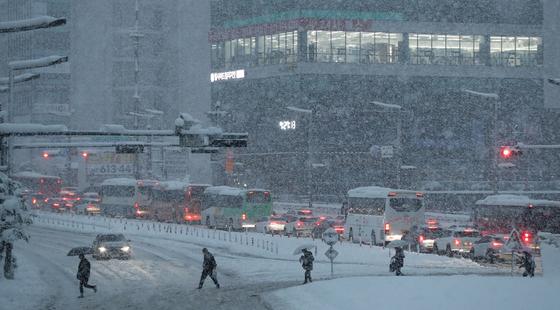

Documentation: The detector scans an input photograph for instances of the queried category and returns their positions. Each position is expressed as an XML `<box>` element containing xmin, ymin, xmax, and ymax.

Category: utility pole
<box><xmin>130</xmin><ymin>0</ymin><xmax>144</xmax><ymax>179</ymax></box>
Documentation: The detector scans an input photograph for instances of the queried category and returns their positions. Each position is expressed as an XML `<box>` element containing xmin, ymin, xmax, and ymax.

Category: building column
<box><xmin>297</xmin><ymin>29</ymin><xmax>307</xmax><ymax>62</ymax></box>
<box><xmin>399</xmin><ymin>33</ymin><xmax>409</xmax><ymax>64</ymax></box>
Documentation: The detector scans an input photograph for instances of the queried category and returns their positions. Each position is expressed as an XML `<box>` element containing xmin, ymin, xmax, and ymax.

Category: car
<box><xmin>311</xmin><ymin>219</ymin><xmax>334</xmax><ymax>239</ymax></box>
<box><xmin>470</xmin><ymin>235</ymin><xmax>506</xmax><ymax>263</ymax></box>
<box><xmin>48</xmin><ymin>197</ymin><xmax>73</xmax><ymax>212</ymax></box>
<box><xmin>433</xmin><ymin>227</ymin><xmax>481</xmax><ymax>257</ymax></box>
<box><xmin>61</xmin><ymin>189</ymin><xmax>81</xmax><ymax>207</ymax></box>
<box><xmin>26</xmin><ymin>193</ymin><xmax>48</xmax><ymax>209</ymax></box>
<box><xmin>284</xmin><ymin>216</ymin><xmax>319</xmax><ymax>237</ymax></box>
<box><xmin>81</xmin><ymin>192</ymin><xmax>101</xmax><ymax>204</ymax></box>
<box><xmin>74</xmin><ymin>202</ymin><xmax>101</xmax><ymax>215</ymax></box>
<box><xmin>417</xmin><ymin>227</ymin><xmax>452</xmax><ymax>253</ymax></box>
<box><xmin>256</xmin><ymin>215</ymin><xmax>289</xmax><ymax>234</ymax></box>
<box><xmin>92</xmin><ymin>233</ymin><xmax>132</xmax><ymax>260</ymax></box>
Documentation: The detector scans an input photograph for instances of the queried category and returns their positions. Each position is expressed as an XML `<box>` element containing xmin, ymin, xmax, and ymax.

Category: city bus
<box><xmin>12</xmin><ymin>171</ymin><xmax>62</xmax><ymax>197</ymax></box>
<box><xmin>201</xmin><ymin>186</ymin><xmax>273</xmax><ymax>230</ymax></box>
<box><xmin>344</xmin><ymin>186</ymin><xmax>425</xmax><ymax>245</ymax></box>
<box><xmin>146</xmin><ymin>182</ymin><xmax>211</xmax><ymax>223</ymax></box>
<box><xmin>473</xmin><ymin>194</ymin><xmax>560</xmax><ymax>251</ymax></box>
<box><xmin>99</xmin><ymin>178</ymin><xmax>158</xmax><ymax>217</ymax></box>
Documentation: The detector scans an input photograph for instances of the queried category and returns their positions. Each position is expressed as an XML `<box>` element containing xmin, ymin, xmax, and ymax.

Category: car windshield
<box><xmin>300</xmin><ymin>217</ymin><xmax>318</xmax><ymax>223</ymax></box>
<box><xmin>98</xmin><ymin>234</ymin><xmax>126</xmax><ymax>242</ymax></box>
<box><xmin>422</xmin><ymin>228</ymin><xmax>451</xmax><ymax>239</ymax></box>
<box><xmin>270</xmin><ymin>216</ymin><xmax>286</xmax><ymax>221</ymax></box>
<box><xmin>454</xmin><ymin>230</ymin><xmax>480</xmax><ymax>238</ymax></box>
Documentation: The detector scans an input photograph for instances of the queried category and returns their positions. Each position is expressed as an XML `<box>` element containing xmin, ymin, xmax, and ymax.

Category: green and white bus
<box><xmin>201</xmin><ymin>186</ymin><xmax>273</xmax><ymax>229</ymax></box>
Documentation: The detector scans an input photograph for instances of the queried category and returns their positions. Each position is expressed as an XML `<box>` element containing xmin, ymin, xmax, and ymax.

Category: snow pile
<box><xmin>267</xmin><ymin>243</ymin><xmax>560</xmax><ymax>310</ymax></box>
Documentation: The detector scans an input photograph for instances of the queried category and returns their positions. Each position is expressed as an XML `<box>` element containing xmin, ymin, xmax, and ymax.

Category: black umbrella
<box><xmin>67</xmin><ymin>246</ymin><xmax>94</xmax><ymax>256</ymax></box>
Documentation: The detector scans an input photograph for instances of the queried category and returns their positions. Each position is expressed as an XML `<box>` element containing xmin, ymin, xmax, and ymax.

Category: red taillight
<box><xmin>32</xmin><ymin>198</ymin><xmax>37</xmax><ymax>204</ymax></box>
<box><xmin>296</xmin><ymin>221</ymin><xmax>303</xmax><ymax>227</ymax></box>
<box><xmin>418</xmin><ymin>235</ymin><xmax>424</xmax><ymax>243</ymax></box>
<box><xmin>136</xmin><ymin>209</ymin><xmax>141</xmax><ymax>215</ymax></box>
<box><xmin>388</xmin><ymin>192</ymin><xmax>397</xmax><ymax>197</ymax></box>
<box><xmin>454</xmin><ymin>239</ymin><xmax>460</xmax><ymax>246</ymax></box>
<box><xmin>242</xmin><ymin>213</ymin><xmax>247</xmax><ymax>221</ymax></box>
<box><xmin>522</xmin><ymin>231</ymin><xmax>531</xmax><ymax>243</ymax></box>
<box><xmin>492</xmin><ymin>241</ymin><xmax>503</xmax><ymax>247</ymax></box>
<box><xmin>134</xmin><ymin>202</ymin><xmax>139</xmax><ymax>209</ymax></box>
<box><xmin>384</xmin><ymin>223</ymin><xmax>390</xmax><ymax>232</ymax></box>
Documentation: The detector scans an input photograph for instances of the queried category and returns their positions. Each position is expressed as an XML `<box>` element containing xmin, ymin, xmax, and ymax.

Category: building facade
<box><xmin>209</xmin><ymin>0</ymin><xmax>560</xmax><ymax>199</ymax></box>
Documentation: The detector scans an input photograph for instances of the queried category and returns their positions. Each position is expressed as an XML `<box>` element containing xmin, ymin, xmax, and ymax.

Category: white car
<box><xmin>470</xmin><ymin>235</ymin><xmax>506</xmax><ymax>263</ymax></box>
<box><xmin>255</xmin><ymin>215</ymin><xmax>290</xmax><ymax>234</ymax></box>
<box><xmin>82</xmin><ymin>192</ymin><xmax>101</xmax><ymax>204</ymax></box>
<box><xmin>284</xmin><ymin>216</ymin><xmax>319</xmax><ymax>237</ymax></box>
<box><xmin>433</xmin><ymin>228</ymin><xmax>481</xmax><ymax>257</ymax></box>
<box><xmin>418</xmin><ymin>227</ymin><xmax>452</xmax><ymax>253</ymax></box>
<box><xmin>74</xmin><ymin>202</ymin><xmax>101</xmax><ymax>215</ymax></box>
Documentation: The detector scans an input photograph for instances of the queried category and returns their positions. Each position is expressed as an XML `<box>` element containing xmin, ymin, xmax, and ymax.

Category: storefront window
<box><xmin>446</xmin><ymin>35</ymin><xmax>460</xmax><ymax>65</ymax></box>
<box><xmin>257</xmin><ymin>35</ymin><xmax>265</xmax><ymax>65</ymax></box>
<box><xmin>490</xmin><ymin>36</ymin><xmax>542</xmax><ymax>67</ymax></box>
<box><xmin>316</xmin><ymin>31</ymin><xmax>331</xmax><ymax>62</ymax></box>
<box><xmin>410</xmin><ymin>33</ymin><xmax>481</xmax><ymax>65</ymax></box>
<box><xmin>332</xmin><ymin>31</ymin><xmax>346</xmax><ymax>63</ymax></box>
<box><xmin>346</xmin><ymin>32</ymin><xmax>360</xmax><ymax>64</ymax></box>
<box><xmin>432</xmin><ymin>35</ymin><xmax>446</xmax><ymax>64</ymax></box>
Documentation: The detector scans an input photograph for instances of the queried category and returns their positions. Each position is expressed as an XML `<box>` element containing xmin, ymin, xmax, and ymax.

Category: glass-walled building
<box><xmin>208</xmin><ymin>0</ymin><xmax>560</xmax><ymax>200</ymax></box>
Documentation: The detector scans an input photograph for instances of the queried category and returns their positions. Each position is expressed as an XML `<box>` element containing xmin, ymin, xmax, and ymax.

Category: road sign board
<box><xmin>322</xmin><ymin>228</ymin><xmax>339</xmax><ymax>246</ymax></box>
<box><xmin>324</xmin><ymin>247</ymin><xmax>339</xmax><ymax>260</ymax></box>
<box><xmin>381</xmin><ymin>146</ymin><xmax>394</xmax><ymax>158</ymax></box>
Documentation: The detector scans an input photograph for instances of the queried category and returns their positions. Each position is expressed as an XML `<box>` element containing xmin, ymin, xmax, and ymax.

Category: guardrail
<box><xmin>33</xmin><ymin>211</ymin><xmax>280</xmax><ymax>256</ymax></box>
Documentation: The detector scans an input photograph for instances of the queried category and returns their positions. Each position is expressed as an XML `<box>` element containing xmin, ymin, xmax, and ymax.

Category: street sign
<box><xmin>322</xmin><ymin>228</ymin><xmax>339</xmax><ymax>246</ymax></box>
<box><xmin>324</xmin><ymin>247</ymin><xmax>339</xmax><ymax>260</ymax></box>
<box><xmin>381</xmin><ymin>146</ymin><xmax>394</xmax><ymax>158</ymax></box>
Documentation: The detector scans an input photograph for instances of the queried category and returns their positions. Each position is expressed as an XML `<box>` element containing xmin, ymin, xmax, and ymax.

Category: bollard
<box><xmin>252</xmin><ymin>237</ymin><xmax>254</xmax><ymax>246</ymax></box>
<box><xmin>266</xmin><ymin>241</ymin><xmax>269</xmax><ymax>251</ymax></box>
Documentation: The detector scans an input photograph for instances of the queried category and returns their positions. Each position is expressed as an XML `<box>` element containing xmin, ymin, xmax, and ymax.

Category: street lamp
<box><xmin>286</xmin><ymin>106</ymin><xmax>313</xmax><ymax>207</ymax></box>
<box><xmin>372</xmin><ymin>101</ymin><xmax>402</xmax><ymax>188</ymax></box>
<box><xmin>461</xmin><ymin>88</ymin><xmax>500</xmax><ymax>193</ymax></box>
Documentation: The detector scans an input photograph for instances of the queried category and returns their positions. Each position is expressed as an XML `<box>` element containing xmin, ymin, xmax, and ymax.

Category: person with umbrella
<box><xmin>299</xmin><ymin>248</ymin><xmax>314</xmax><ymax>284</ymax></box>
<box><xmin>390</xmin><ymin>246</ymin><xmax>405</xmax><ymax>276</ymax></box>
<box><xmin>519</xmin><ymin>250</ymin><xmax>535</xmax><ymax>277</ymax></box>
<box><xmin>77</xmin><ymin>253</ymin><xmax>97</xmax><ymax>298</ymax></box>
<box><xmin>198</xmin><ymin>248</ymin><xmax>220</xmax><ymax>289</ymax></box>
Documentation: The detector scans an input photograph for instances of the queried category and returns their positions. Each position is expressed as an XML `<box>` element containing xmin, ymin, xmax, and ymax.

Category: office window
<box><xmin>360</xmin><ymin>32</ymin><xmax>375</xmax><ymax>64</ymax></box>
<box><xmin>331</xmin><ymin>31</ymin><xmax>346</xmax><ymax>63</ymax></box>
<box><xmin>257</xmin><ymin>35</ymin><xmax>265</xmax><ymax>65</ymax></box>
<box><xmin>346</xmin><ymin>32</ymin><xmax>360</xmax><ymax>64</ymax></box>
<box><xmin>446</xmin><ymin>35</ymin><xmax>460</xmax><ymax>65</ymax></box>
<box><xmin>316</xmin><ymin>31</ymin><xmax>331</xmax><ymax>62</ymax></box>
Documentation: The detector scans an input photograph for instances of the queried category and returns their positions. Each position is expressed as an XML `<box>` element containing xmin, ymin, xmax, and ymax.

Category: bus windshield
<box><xmin>246</xmin><ymin>191</ymin><xmax>271</xmax><ymax>203</ymax></box>
<box><xmin>348</xmin><ymin>197</ymin><xmax>385</xmax><ymax>215</ymax></box>
<box><xmin>389</xmin><ymin>198</ymin><xmax>423</xmax><ymax>212</ymax></box>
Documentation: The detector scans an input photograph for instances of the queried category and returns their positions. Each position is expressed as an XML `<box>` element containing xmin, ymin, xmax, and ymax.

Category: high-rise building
<box><xmin>208</xmin><ymin>0</ymin><xmax>560</xmax><ymax>200</ymax></box>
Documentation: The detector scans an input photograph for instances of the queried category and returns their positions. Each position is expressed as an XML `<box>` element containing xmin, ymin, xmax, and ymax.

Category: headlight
<box><xmin>121</xmin><ymin>246</ymin><xmax>130</xmax><ymax>252</ymax></box>
<box><xmin>98</xmin><ymin>247</ymin><xmax>107</xmax><ymax>253</ymax></box>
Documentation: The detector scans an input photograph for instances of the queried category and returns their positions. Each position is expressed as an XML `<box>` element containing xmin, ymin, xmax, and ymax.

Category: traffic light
<box><xmin>500</xmin><ymin>146</ymin><xmax>521</xmax><ymax>159</ymax></box>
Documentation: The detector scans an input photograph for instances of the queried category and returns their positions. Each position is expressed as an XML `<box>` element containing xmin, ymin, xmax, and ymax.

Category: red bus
<box><xmin>183</xmin><ymin>184</ymin><xmax>211</xmax><ymax>223</ymax></box>
<box><xmin>144</xmin><ymin>182</ymin><xmax>210</xmax><ymax>223</ymax></box>
<box><xmin>12</xmin><ymin>171</ymin><xmax>62</xmax><ymax>197</ymax></box>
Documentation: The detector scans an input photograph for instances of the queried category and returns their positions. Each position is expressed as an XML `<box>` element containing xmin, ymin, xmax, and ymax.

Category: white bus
<box><xmin>344</xmin><ymin>186</ymin><xmax>425</xmax><ymax>245</ymax></box>
<box><xmin>99</xmin><ymin>178</ymin><xmax>158</xmax><ymax>218</ymax></box>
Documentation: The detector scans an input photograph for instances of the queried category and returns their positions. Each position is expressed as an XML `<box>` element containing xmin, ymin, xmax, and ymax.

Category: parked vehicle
<box><xmin>92</xmin><ymin>233</ymin><xmax>132</xmax><ymax>260</ymax></box>
<box><xmin>284</xmin><ymin>216</ymin><xmax>319</xmax><ymax>237</ymax></box>
<box><xmin>433</xmin><ymin>227</ymin><xmax>481</xmax><ymax>257</ymax></box>
<box><xmin>470</xmin><ymin>235</ymin><xmax>506</xmax><ymax>263</ymax></box>
<box><xmin>74</xmin><ymin>203</ymin><xmax>101</xmax><ymax>216</ymax></box>
<box><xmin>417</xmin><ymin>227</ymin><xmax>452</xmax><ymax>253</ymax></box>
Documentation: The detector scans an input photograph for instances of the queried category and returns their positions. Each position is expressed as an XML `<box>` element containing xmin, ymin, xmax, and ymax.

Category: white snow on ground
<box><xmin>266</xmin><ymin>243</ymin><xmax>560</xmax><ymax>310</ymax></box>
<box><xmin>0</xmin><ymin>212</ymin><xmax>524</xmax><ymax>309</ymax></box>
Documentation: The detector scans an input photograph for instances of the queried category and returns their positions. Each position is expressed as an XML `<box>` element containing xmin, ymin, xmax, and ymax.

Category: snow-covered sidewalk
<box><xmin>265</xmin><ymin>243</ymin><xmax>560</xmax><ymax>310</ymax></box>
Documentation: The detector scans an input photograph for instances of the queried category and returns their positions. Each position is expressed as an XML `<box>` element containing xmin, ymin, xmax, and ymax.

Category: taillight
<box><xmin>32</xmin><ymin>198</ymin><xmax>37</xmax><ymax>204</ymax></box>
<box><xmin>522</xmin><ymin>231</ymin><xmax>532</xmax><ymax>243</ymax></box>
<box><xmin>454</xmin><ymin>239</ymin><xmax>460</xmax><ymax>246</ymax></box>
<box><xmin>384</xmin><ymin>223</ymin><xmax>390</xmax><ymax>233</ymax></box>
<box><xmin>134</xmin><ymin>202</ymin><xmax>139</xmax><ymax>209</ymax></box>
<box><xmin>296</xmin><ymin>221</ymin><xmax>303</xmax><ymax>227</ymax></box>
<box><xmin>492</xmin><ymin>241</ymin><xmax>503</xmax><ymax>248</ymax></box>
<box><xmin>418</xmin><ymin>235</ymin><xmax>424</xmax><ymax>243</ymax></box>
<box><xmin>242</xmin><ymin>213</ymin><xmax>247</xmax><ymax>221</ymax></box>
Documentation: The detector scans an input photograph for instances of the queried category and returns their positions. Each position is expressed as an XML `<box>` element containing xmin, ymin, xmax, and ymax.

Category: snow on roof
<box><xmin>0</xmin><ymin>123</ymin><xmax>68</xmax><ymax>133</ymax></box>
<box><xmin>9</xmin><ymin>55</ymin><xmax>67</xmax><ymax>70</ymax></box>
<box><xmin>0</xmin><ymin>16</ymin><xmax>66</xmax><ymax>33</ymax></box>
<box><xmin>100</xmin><ymin>178</ymin><xmax>137</xmax><ymax>186</ymax></box>
<box><xmin>159</xmin><ymin>181</ymin><xmax>188</xmax><ymax>191</ymax></box>
<box><xmin>204</xmin><ymin>186</ymin><xmax>245</xmax><ymax>196</ymax></box>
<box><xmin>348</xmin><ymin>186</ymin><xmax>419</xmax><ymax>198</ymax></box>
<box><xmin>12</xmin><ymin>171</ymin><xmax>59</xmax><ymax>179</ymax></box>
<box><xmin>475</xmin><ymin>194</ymin><xmax>560</xmax><ymax>207</ymax></box>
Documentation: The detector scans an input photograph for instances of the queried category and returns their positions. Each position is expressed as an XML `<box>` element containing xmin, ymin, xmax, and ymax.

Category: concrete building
<box><xmin>208</xmin><ymin>0</ymin><xmax>560</xmax><ymax>201</ymax></box>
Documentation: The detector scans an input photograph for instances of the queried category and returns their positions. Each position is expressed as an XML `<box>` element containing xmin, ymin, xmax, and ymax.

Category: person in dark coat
<box><xmin>77</xmin><ymin>253</ymin><xmax>97</xmax><ymax>298</ymax></box>
<box><xmin>390</xmin><ymin>247</ymin><xmax>405</xmax><ymax>276</ymax></box>
<box><xmin>198</xmin><ymin>248</ymin><xmax>220</xmax><ymax>289</ymax></box>
<box><xmin>519</xmin><ymin>251</ymin><xmax>535</xmax><ymax>277</ymax></box>
<box><xmin>299</xmin><ymin>248</ymin><xmax>314</xmax><ymax>284</ymax></box>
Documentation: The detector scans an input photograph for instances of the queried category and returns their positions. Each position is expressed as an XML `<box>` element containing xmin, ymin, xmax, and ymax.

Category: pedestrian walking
<box><xmin>77</xmin><ymin>253</ymin><xmax>97</xmax><ymax>298</ymax></box>
<box><xmin>299</xmin><ymin>248</ymin><xmax>314</xmax><ymax>284</ymax></box>
<box><xmin>198</xmin><ymin>248</ymin><xmax>220</xmax><ymax>289</ymax></box>
<box><xmin>519</xmin><ymin>251</ymin><xmax>535</xmax><ymax>277</ymax></box>
<box><xmin>389</xmin><ymin>246</ymin><xmax>405</xmax><ymax>276</ymax></box>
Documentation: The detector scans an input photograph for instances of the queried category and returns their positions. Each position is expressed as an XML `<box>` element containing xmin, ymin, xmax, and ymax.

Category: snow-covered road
<box><xmin>1</xmin><ymin>215</ymin><xmax>509</xmax><ymax>310</ymax></box>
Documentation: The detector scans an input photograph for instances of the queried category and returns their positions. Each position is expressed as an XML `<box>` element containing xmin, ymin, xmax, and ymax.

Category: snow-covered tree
<box><xmin>0</xmin><ymin>172</ymin><xmax>32</xmax><ymax>280</ymax></box>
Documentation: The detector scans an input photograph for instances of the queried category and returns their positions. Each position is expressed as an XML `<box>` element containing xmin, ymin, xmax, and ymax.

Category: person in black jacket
<box><xmin>198</xmin><ymin>248</ymin><xmax>220</xmax><ymax>289</ymax></box>
<box><xmin>519</xmin><ymin>251</ymin><xmax>535</xmax><ymax>277</ymax></box>
<box><xmin>299</xmin><ymin>248</ymin><xmax>314</xmax><ymax>284</ymax></box>
<box><xmin>390</xmin><ymin>247</ymin><xmax>405</xmax><ymax>276</ymax></box>
<box><xmin>77</xmin><ymin>254</ymin><xmax>97</xmax><ymax>298</ymax></box>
